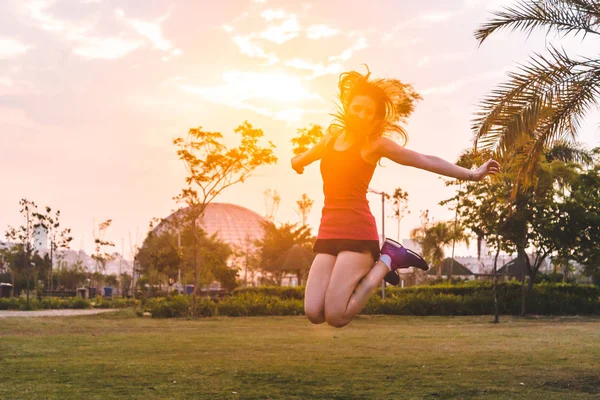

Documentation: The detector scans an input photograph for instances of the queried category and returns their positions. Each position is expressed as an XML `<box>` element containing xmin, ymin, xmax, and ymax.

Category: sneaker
<box><xmin>380</xmin><ymin>238</ymin><xmax>428</xmax><ymax>285</ymax></box>
<box><xmin>383</xmin><ymin>270</ymin><xmax>401</xmax><ymax>286</ymax></box>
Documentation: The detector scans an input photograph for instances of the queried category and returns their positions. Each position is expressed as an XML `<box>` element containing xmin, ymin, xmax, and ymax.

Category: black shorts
<box><xmin>313</xmin><ymin>239</ymin><xmax>381</xmax><ymax>262</ymax></box>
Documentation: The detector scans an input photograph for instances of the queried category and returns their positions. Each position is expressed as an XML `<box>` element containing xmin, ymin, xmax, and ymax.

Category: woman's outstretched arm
<box><xmin>375</xmin><ymin>137</ymin><xmax>500</xmax><ymax>181</ymax></box>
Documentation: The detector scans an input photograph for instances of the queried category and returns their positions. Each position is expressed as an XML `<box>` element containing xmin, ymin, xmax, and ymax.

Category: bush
<box><xmin>216</xmin><ymin>298</ymin><xmax>248</xmax><ymax>317</ymax></box>
<box><xmin>145</xmin><ymin>295</ymin><xmax>191</xmax><ymax>318</ymax></box>
<box><xmin>68</xmin><ymin>297</ymin><xmax>91</xmax><ymax>309</ymax></box>
<box><xmin>191</xmin><ymin>297</ymin><xmax>217</xmax><ymax>317</ymax></box>
<box><xmin>218</xmin><ymin>293</ymin><xmax>304</xmax><ymax>317</ymax></box>
<box><xmin>132</xmin><ymin>281</ymin><xmax>600</xmax><ymax>318</ymax></box>
<box><xmin>40</xmin><ymin>298</ymin><xmax>69</xmax><ymax>309</ymax></box>
<box><xmin>0</xmin><ymin>297</ymin><xmax>21</xmax><ymax>310</ymax></box>
<box><xmin>232</xmin><ymin>286</ymin><xmax>304</xmax><ymax>300</ymax></box>
<box><xmin>271</xmin><ymin>298</ymin><xmax>304</xmax><ymax>316</ymax></box>
<box><xmin>91</xmin><ymin>297</ymin><xmax>139</xmax><ymax>309</ymax></box>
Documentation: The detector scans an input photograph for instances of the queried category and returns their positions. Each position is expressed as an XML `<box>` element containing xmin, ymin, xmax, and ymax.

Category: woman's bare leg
<box><xmin>324</xmin><ymin>251</ymin><xmax>389</xmax><ymax>328</ymax></box>
<box><xmin>304</xmin><ymin>253</ymin><xmax>336</xmax><ymax>324</ymax></box>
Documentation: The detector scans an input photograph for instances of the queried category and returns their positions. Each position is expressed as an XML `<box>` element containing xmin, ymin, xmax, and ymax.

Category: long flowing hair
<box><xmin>330</xmin><ymin>65</ymin><xmax>421</xmax><ymax>145</ymax></box>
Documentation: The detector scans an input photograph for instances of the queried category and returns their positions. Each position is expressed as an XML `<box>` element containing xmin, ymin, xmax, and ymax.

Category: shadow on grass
<box><xmin>541</xmin><ymin>375</ymin><xmax>600</xmax><ymax>395</ymax></box>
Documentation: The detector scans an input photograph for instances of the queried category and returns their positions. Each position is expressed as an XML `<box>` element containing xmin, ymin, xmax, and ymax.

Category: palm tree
<box><xmin>473</xmin><ymin>0</ymin><xmax>600</xmax><ymax>187</ymax></box>
<box><xmin>410</xmin><ymin>219</ymin><xmax>470</xmax><ymax>278</ymax></box>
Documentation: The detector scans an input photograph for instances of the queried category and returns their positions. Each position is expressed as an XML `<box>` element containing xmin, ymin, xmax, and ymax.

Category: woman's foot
<box><xmin>379</xmin><ymin>238</ymin><xmax>428</xmax><ymax>286</ymax></box>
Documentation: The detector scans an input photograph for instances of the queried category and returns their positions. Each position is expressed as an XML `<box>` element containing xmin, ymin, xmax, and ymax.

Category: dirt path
<box><xmin>0</xmin><ymin>309</ymin><xmax>120</xmax><ymax>318</ymax></box>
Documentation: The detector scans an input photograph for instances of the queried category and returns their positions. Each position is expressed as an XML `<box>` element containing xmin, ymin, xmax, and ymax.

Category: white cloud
<box><xmin>273</xmin><ymin>107</ymin><xmax>327</xmax><ymax>123</ymax></box>
<box><xmin>416</xmin><ymin>52</ymin><xmax>477</xmax><ymax>69</ymax></box>
<box><xmin>182</xmin><ymin>70</ymin><xmax>322</xmax><ymax>103</ymax></box>
<box><xmin>232</xmin><ymin>34</ymin><xmax>278</xmax><ymax>64</ymax></box>
<box><xmin>233</xmin><ymin>35</ymin><xmax>266</xmax><ymax>57</ymax></box>
<box><xmin>22</xmin><ymin>2</ymin><xmax>180</xmax><ymax>60</ymax></box>
<box><xmin>0</xmin><ymin>106</ymin><xmax>41</xmax><ymax>129</ymax></box>
<box><xmin>417</xmin><ymin>56</ymin><xmax>431</xmax><ymax>68</ymax></box>
<box><xmin>329</xmin><ymin>36</ymin><xmax>369</xmax><ymax>63</ymax></box>
<box><xmin>22</xmin><ymin>1</ymin><xmax>141</xmax><ymax>60</ymax></box>
<box><xmin>73</xmin><ymin>36</ymin><xmax>142</xmax><ymax>60</ymax></box>
<box><xmin>285</xmin><ymin>58</ymin><xmax>342</xmax><ymax>79</ymax></box>
<box><xmin>24</xmin><ymin>0</ymin><xmax>66</xmax><ymax>32</ymax></box>
<box><xmin>420</xmin><ymin>11</ymin><xmax>463</xmax><ymax>23</ymax></box>
<box><xmin>464</xmin><ymin>0</ymin><xmax>513</xmax><ymax>9</ymax></box>
<box><xmin>306</xmin><ymin>24</ymin><xmax>338</xmax><ymax>40</ymax></box>
<box><xmin>0</xmin><ymin>38</ymin><xmax>31</xmax><ymax>59</ymax></box>
<box><xmin>117</xmin><ymin>9</ymin><xmax>183</xmax><ymax>60</ymax></box>
<box><xmin>0</xmin><ymin>77</ymin><xmax>39</xmax><ymax>95</ymax></box>
<box><xmin>421</xmin><ymin>80</ymin><xmax>464</xmax><ymax>95</ymax></box>
<box><xmin>353</xmin><ymin>37</ymin><xmax>368</xmax><ymax>50</ymax></box>
<box><xmin>421</xmin><ymin>68</ymin><xmax>508</xmax><ymax>95</ymax></box>
<box><xmin>383</xmin><ymin>9</ymin><xmax>464</xmax><ymax>40</ymax></box>
<box><xmin>180</xmin><ymin>70</ymin><xmax>325</xmax><ymax>122</ymax></box>
<box><xmin>260</xmin><ymin>9</ymin><xmax>286</xmax><ymax>21</ymax></box>
<box><xmin>130</xmin><ymin>20</ymin><xmax>172</xmax><ymax>51</ymax></box>
<box><xmin>222</xmin><ymin>25</ymin><xmax>234</xmax><ymax>33</ymax></box>
<box><xmin>259</xmin><ymin>13</ymin><xmax>299</xmax><ymax>44</ymax></box>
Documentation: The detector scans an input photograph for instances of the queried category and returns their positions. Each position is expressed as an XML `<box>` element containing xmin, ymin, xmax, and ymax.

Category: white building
<box><xmin>33</xmin><ymin>225</ymin><xmax>48</xmax><ymax>252</ymax></box>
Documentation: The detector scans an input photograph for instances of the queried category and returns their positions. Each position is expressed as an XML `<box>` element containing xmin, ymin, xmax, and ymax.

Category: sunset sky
<box><xmin>2</xmin><ymin>0</ymin><xmax>599</xmax><ymax>258</ymax></box>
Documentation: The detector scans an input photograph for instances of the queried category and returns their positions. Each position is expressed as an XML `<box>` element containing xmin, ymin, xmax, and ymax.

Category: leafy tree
<box><xmin>255</xmin><ymin>221</ymin><xmax>314</xmax><ymax>286</ymax></box>
<box><xmin>173</xmin><ymin>121</ymin><xmax>276</xmax><ymax>315</ymax></box>
<box><xmin>410</xmin><ymin>211</ymin><xmax>470</xmax><ymax>278</ymax></box>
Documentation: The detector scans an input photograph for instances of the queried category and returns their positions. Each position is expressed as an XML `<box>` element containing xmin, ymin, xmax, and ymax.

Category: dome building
<box><xmin>155</xmin><ymin>203</ymin><xmax>267</xmax><ymax>287</ymax></box>
<box><xmin>158</xmin><ymin>203</ymin><xmax>265</xmax><ymax>248</ymax></box>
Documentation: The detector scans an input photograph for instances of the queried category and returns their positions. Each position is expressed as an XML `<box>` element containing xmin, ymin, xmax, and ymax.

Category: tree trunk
<box><xmin>516</xmin><ymin>248</ymin><xmax>528</xmax><ymax>317</ymax></box>
<box><xmin>492</xmin><ymin>246</ymin><xmax>500</xmax><ymax>324</ymax></box>
<box><xmin>520</xmin><ymin>271</ymin><xmax>526</xmax><ymax>317</ymax></box>
<box><xmin>49</xmin><ymin>244</ymin><xmax>54</xmax><ymax>292</ymax></box>
<box><xmin>562</xmin><ymin>261</ymin><xmax>569</xmax><ymax>282</ymax></box>
<box><xmin>527</xmin><ymin>271</ymin><xmax>536</xmax><ymax>294</ymax></box>
<box><xmin>192</xmin><ymin>233</ymin><xmax>198</xmax><ymax>318</ymax></box>
<box><xmin>26</xmin><ymin>274</ymin><xmax>31</xmax><ymax>309</ymax></box>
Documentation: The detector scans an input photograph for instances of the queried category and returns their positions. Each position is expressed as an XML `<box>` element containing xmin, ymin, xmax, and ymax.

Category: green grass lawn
<box><xmin>1</xmin><ymin>311</ymin><xmax>599</xmax><ymax>399</ymax></box>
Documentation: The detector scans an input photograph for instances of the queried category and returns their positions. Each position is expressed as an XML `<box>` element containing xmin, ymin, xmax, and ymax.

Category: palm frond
<box><xmin>474</xmin><ymin>49</ymin><xmax>600</xmax><ymax>157</ymax></box>
<box><xmin>473</xmin><ymin>47</ymin><xmax>578</xmax><ymax>152</ymax></box>
<box><xmin>516</xmin><ymin>69</ymin><xmax>600</xmax><ymax>179</ymax></box>
<box><xmin>475</xmin><ymin>0</ymin><xmax>600</xmax><ymax>44</ymax></box>
<box><xmin>562</xmin><ymin>0</ymin><xmax>600</xmax><ymax>16</ymax></box>
<box><xmin>545</xmin><ymin>140</ymin><xmax>595</xmax><ymax>164</ymax></box>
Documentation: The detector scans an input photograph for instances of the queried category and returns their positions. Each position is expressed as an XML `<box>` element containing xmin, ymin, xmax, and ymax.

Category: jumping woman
<box><xmin>291</xmin><ymin>67</ymin><xmax>500</xmax><ymax>328</ymax></box>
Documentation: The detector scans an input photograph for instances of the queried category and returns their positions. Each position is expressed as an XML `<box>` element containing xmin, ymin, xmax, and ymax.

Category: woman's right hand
<box><xmin>291</xmin><ymin>156</ymin><xmax>304</xmax><ymax>174</ymax></box>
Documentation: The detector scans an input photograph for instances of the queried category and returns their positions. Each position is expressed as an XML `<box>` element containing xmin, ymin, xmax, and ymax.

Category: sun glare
<box><xmin>183</xmin><ymin>70</ymin><xmax>322</xmax><ymax>107</ymax></box>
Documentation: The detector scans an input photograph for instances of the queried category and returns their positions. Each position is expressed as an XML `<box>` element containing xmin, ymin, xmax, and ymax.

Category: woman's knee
<box><xmin>304</xmin><ymin>304</ymin><xmax>326</xmax><ymax>324</ymax></box>
<box><xmin>324</xmin><ymin>307</ymin><xmax>350</xmax><ymax>328</ymax></box>
<box><xmin>325</xmin><ymin>314</ymin><xmax>350</xmax><ymax>328</ymax></box>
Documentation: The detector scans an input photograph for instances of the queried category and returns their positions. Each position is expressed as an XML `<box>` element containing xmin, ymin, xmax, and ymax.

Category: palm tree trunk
<box><xmin>493</xmin><ymin>245</ymin><xmax>500</xmax><ymax>324</ymax></box>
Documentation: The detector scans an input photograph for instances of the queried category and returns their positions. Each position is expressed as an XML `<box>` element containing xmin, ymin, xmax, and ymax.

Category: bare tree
<box><xmin>294</xmin><ymin>193</ymin><xmax>314</xmax><ymax>227</ymax></box>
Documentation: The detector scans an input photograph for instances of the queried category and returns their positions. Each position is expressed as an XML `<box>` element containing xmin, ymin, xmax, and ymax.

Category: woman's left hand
<box><xmin>473</xmin><ymin>159</ymin><xmax>501</xmax><ymax>181</ymax></box>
